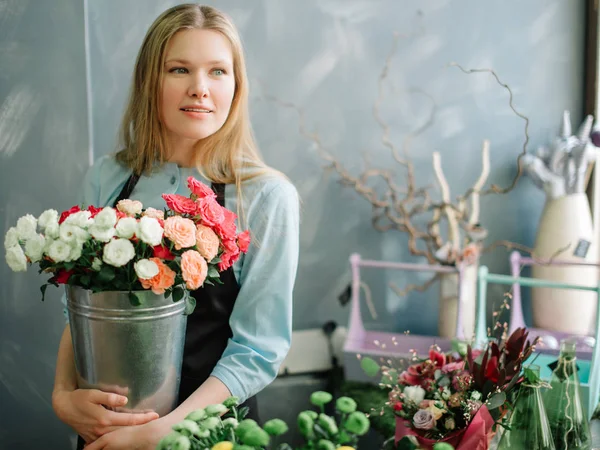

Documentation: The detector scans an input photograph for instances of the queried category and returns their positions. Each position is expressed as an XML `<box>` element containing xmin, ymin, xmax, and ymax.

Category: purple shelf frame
<box><xmin>343</xmin><ymin>253</ymin><xmax>470</xmax><ymax>381</ymax></box>
<box><xmin>509</xmin><ymin>250</ymin><xmax>600</xmax><ymax>354</ymax></box>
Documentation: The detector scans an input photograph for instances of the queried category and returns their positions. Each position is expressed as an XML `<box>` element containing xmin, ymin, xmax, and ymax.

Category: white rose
<box><xmin>59</xmin><ymin>223</ymin><xmax>89</xmax><ymax>244</ymax></box>
<box><xmin>67</xmin><ymin>240</ymin><xmax>83</xmax><ymax>262</ymax></box>
<box><xmin>115</xmin><ymin>217</ymin><xmax>138</xmax><ymax>239</ymax></box>
<box><xmin>4</xmin><ymin>227</ymin><xmax>19</xmax><ymax>248</ymax></box>
<box><xmin>24</xmin><ymin>234</ymin><xmax>45</xmax><ymax>263</ymax></box>
<box><xmin>38</xmin><ymin>209</ymin><xmax>59</xmax><ymax>231</ymax></box>
<box><xmin>63</xmin><ymin>210</ymin><xmax>94</xmax><ymax>228</ymax></box>
<box><xmin>134</xmin><ymin>259</ymin><xmax>159</xmax><ymax>280</ymax></box>
<box><xmin>45</xmin><ymin>221</ymin><xmax>60</xmax><ymax>239</ymax></box>
<box><xmin>16</xmin><ymin>214</ymin><xmax>37</xmax><ymax>240</ymax></box>
<box><xmin>102</xmin><ymin>238</ymin><xmax>135</xmax><ymax>267</ymax></box>
<box><xmin>138</xmin><ymin>216</ymin><xmax>163</xmax><ymax>246</ymax></box>
<box><xmin>94</xmin><ymin>207</ymin><xmax>118</xmax><ymax>229</ymax></box>
<box><xmin>91</xmin><ymin>257</ymin><xmax>102</xmax><ymax>271</ymax></box>
<box><xmin>116</xmin><ymin>199</ymin><xmax>143</xmax><ymax>217</ymax></box>
<box><xmin>47</xmin><ymin>239</ymin><xmax>72</xmax><ymax>262</ymax></box>
<box><xmin>403</xmin><ymin>386</ymin><xmax>426</xmax><ymax>405</ymax></box>
<box><xmin>5</xmin><ymin>245</ymin><xmax>27</xmax><ymax>272</ymax></box>
<box><xmin>89</xmin><ymin>225</ymin><xmax>115</xmax><ymax>243</ymax></box>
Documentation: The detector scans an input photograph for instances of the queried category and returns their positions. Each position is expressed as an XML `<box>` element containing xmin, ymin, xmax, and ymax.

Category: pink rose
<box><xmin>187</xmin><ymin>177</ymin><xmax>216</xmax><ymax>199</ymax></box>
<box><xmin>162</xmin><ymin>194</ymin><xmax>198</xmax><ymax>215</ymax></box>
<box><xmin>195</xmin><ymin>225</ymin><xmax>220</xmax><ymax>262</ymax></box>
<box><xmin>143</xmin><ymin>207</ymin><xmax>165</xmax><ymax>220</ymax></box>
<box><xmin>413</xmin><ymin>409</ymin><xmax>436</xmax><ymax>430</ymax></box>
<box><xmin>441</xmin><ymin>361</ymin><xmax>465</xmax><ymax>373</ymax></box>
<box><xmin>198</xmin><ymin>197</ymin><xmax>225</xmax><ymax>227</ymax></box>
<box><xmin>163</xmin><ymin>216</ymin><xmax>197</xmax><ymax>250</ymax></box>
<box><xmin>218</xmin><ymin>238</ymin><xmax>240</xmax><ymax>271</ymax></box>
<box><xmin>237</xmin><ymin>230</ymin><xmax>250</xmax><ymax>253</ymax></box>
<box><xmin>215</xmin><ymin>208</ymin><xmax>237</xmax><ymax>241</ymax></box>
<box><xmin>181</xmin><ymin>250</ymin><xmax>208</xmax><ymax>290</ymax></box>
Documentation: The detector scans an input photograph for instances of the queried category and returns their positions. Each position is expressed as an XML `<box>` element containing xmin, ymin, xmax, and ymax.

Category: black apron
<box><xmin>76</xmin><ymin>173</ymin><xmax>258</xmax><ymax>449</ymax></box>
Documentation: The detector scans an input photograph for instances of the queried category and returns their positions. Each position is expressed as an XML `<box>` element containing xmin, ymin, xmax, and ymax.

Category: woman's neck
<box><xmin>166</xmin><ymin>136</ymin><xmax>198</xmax><ymax>168</ymax></box>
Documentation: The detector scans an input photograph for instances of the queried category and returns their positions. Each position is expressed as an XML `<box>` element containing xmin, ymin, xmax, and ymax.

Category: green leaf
<box><xmin>208</xmin><ymin>267</ymin><xmax>219</xmax><ymax>278</ymax></box>
<box><xmin>360</xmin><ymin>357</ymin><xmax>381</xmax><ymax>377</ymax></box>
<box><xmin>184</xmin><ymin>294</ymin><xmax>196</xmax><ymax>315</ymax></box>
<box><xmin>128</xmin><ymin>292</ymin><xmax>142</xmax><ymax>306</ymax></box>
<box><xmin>172</xmin><ymin>287</ymin><xmax>184</xmax><ymax>303</ymax></box>
<box><xmin>98</xmin><ymin>265</ymin><xmax>115</xmax><ymax>282</ymax></box>
<box><xmin>80</xmin><ymin>275</ymin><xmax>91</xmax><ymax>286</ymax></box>
<box><xmin>486</xmin><ymin>391</ymin><xmax>506</xmax><ymax>410</ymax></box>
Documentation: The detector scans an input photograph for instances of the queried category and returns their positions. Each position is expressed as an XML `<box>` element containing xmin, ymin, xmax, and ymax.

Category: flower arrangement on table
<box><xmin>361</xmin><ymin>328</ymin><xmax>539</xmax><ymax>450</ymax></box>
<box><xmin>4</xmin><ymin>176</ymin><xmax>250</xmax><ymax>308</ymax></box>
<box><xmin>156</xmin><ymin>391</ymin><xmax>370</xmax><ymax>450</ymax></box>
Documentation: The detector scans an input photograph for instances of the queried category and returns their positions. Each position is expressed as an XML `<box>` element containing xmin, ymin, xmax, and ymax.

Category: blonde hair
<box><xmin>116</xmin><ymin>4</ymin><xmax>279</xmax><ymax>224</ymax></box>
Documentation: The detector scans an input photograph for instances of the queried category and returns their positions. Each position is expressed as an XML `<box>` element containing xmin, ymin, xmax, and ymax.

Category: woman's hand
<box><xmin>82</xmin><ymin>418</ymin><xmax>169</xmax><ymax>450</ymax></box>
<box><xmin>52</xmin><ymin>388</ymin><xmax>160</xmax><ymax>444</ymax></box>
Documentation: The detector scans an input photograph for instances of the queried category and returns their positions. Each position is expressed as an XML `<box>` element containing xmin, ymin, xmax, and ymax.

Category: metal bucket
<box><xmin>66</xmin><ymin>286</ymin><xmax>187</xmax><ymax>417</ymax></box>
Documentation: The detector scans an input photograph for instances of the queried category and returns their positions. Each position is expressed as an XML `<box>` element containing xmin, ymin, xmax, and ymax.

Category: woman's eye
<box><xmin>169</xmin><ymin>67</ymin><xmax>188</xmax><ymax>74</ymax></box>
<box><xmin>211</xmin><ymin>68</ymin><xmax>226</xmax><ymax>76</ymax></box>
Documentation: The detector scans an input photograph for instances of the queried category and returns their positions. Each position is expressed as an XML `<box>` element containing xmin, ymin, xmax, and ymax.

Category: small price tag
<box><xmin>573</xmin><ymin>239</ymin><xmax>591</xmax><ymax>258</ymax></box>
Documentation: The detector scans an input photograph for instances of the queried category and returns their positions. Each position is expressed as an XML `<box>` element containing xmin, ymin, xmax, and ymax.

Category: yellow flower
<box><xmin>212</xmin><ymin>442</ymin><xmax>234</xmax><ymax>450</ymax></box>
<box><xmin>337</xmin><ymin>447</ymin><xmax>356</xmax><ymax>450</ymax></box>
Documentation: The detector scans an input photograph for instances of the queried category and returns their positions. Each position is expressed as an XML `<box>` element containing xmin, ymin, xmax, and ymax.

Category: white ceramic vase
<box><xmin>532</xmin><ymin>193</ymin><xmax>598</xmax><ymax>335</ymax></box>
<box><xmin>438</xmin><ymin>263</ymin><xmax>478</xmax><ymax>340</ymax></box>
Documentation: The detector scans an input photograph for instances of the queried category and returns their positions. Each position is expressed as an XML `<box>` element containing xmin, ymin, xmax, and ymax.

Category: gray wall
<box><xmin>0</xmin><ymin>0</ymin><xmax>586</xmax><ymax>447</ymax></box>
<box><xmin>0</xmin><ymin>0</ymin><xmax>89</xmax><ymax>448</ymax></box>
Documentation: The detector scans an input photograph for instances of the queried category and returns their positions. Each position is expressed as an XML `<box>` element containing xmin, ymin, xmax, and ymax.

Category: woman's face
<box><xmin>161</xmin><ymin>28</ymin><xmax>235</xmax><ymax>145</ymax></box>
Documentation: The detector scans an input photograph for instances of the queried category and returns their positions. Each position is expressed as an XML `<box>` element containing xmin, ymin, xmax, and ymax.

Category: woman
<box><xmin>51</xmin><ymin>4</ymin><xmax>299</xmax><ymax>449</ymax></box>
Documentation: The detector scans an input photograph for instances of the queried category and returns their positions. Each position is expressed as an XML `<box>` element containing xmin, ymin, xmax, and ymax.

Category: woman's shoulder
<box><xmin>240</xmin><ymin>171</ymin><xmax>299</xmax><ymax>206</ymax></box>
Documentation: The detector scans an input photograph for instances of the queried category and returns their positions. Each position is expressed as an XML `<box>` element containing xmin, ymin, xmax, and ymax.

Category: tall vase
<box><xmin>66</xmin><ymin>286</ymin><xmax>187</xmax><ymax>417</ymax></box>
<box><xmin>531</xmin><ymin>193</ymin><xmax>598</xmax><ymax>335</ymax></box>
<box><xmin>438</xmin><ymin>262</ymin><xmax>478</xmax><ymax>341</ymax></box>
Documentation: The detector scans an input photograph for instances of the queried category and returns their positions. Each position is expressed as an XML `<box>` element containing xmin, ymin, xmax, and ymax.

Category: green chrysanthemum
<box><xmin>344</xmin><ymin>411</ymin><xmax>370</xmax><ymax>436</ymax></box>
<box><xmin>263</xmin><ymin>418</ymin><xmax>289</xmax><ymax>436</ymax></box>
<box><xmin>318</xmin><ymin>413</ymin><xmax>339</xmax><ymax>435</ymax></box>
<box><xmin>316</xmin><ymin>439</ymin><xmax>336</xmax><ymax>450</ymax></box>
<box><xmin>239</xmin><ymin>427</ymin><xmax>270</xmax><ymax>447</ymax></box>
<box><xmin>335</xmin><ymin>397</ymin><xmax>357</xmax><ymax>414</ymax></box>
<box><xmin>310</xmin><ymin>391</ymin><xmax>333</xmax><ymax>407</ymax></box>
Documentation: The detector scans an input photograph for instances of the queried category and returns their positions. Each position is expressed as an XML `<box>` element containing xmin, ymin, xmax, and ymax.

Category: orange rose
<box><xmin>195</xmin><ymin>225</ymin><xmax>220</xmax><ymax>262</ymax></box>
<box><xmin>140</xmin><ymin>258</ymin><xmax>175</xmax><ymax>294</ymax></box>
<box><xmin>163</xmin><ymin>216</ymin><xmax>197</xmax><ymax>250</ymax></box>
<box><xmin>181</xmin><ymin>250</ymin><xmax>208</xmax><ymax>290</ymax></box>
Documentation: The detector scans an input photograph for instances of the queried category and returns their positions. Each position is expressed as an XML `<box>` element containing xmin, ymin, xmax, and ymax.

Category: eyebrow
<box><xmin>165</xmin><ymin>58</ymin><xmax>232</xmax><ymax>66</ymax></box>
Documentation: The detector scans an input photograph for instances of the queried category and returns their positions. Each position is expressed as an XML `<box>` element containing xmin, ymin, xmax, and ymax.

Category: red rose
<box><xmin>187</xmin><ymin>177</ymin><xmax>217</xmax><ymax>199</ymax></box>
<box><xmin>152</xmin><ymin>245</ymin><xmax>175</xmax><ymax>260</ymax></box>
<box><xmin>215</xmin><ymin>209</ymin><xmax>237</xmax><ymax>241</ymax></box>
<box><xmin>55</xmin><ymin>269</ymin><xmax>74</xmax><ymax>284</ymax></box>
<box><xmin>59</xmin><ymin>206</ymin><xmax>81</xmax><ymax>224</ymax></box>
<box><xmin>198</xmin><ymin>197</ymin><xmax>225</xmax><ymax>227</ymax></box>
<box><xmin>218</xmin><ymin>239</ymin><xmax>240</xmax><ymax>271</ymax></box>
<box><xmin>237</xmin><ymin>230</ymin><xmax>250</xmax><ymax>253</ymax></box>
<box><xmin>87</xmin><ymin>205</ymin><xmax>103</xmax><ymax>218</ymax></box>
<box><xmin>162</xmin><ymin>194</ymin><xmax>198</xmax><ymax>215</ymax></box>
<box><xmin>393</xmin><ymin>402</ymin><xmax>403</xmax><ymax>411</ymax></box>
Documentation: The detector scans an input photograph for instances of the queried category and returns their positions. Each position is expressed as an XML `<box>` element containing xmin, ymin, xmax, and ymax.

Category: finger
<box><xmin>105</xmin><ymin>410</ymin><xmax>159</xmax><ymax>426</ymax></box>
<box><xmin>84</xmin><ymin>436</ymin><xmax>106</xmax><ymax>450</ymax></box>
<box><xmin>89</xmin><ymin>390</ymin><xmax>128</xmax><ymax>408</ymax></box>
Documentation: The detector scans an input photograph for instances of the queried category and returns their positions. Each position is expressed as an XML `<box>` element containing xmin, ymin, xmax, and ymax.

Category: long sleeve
<box><xmin>210</xmin><ymin>180</ymin><xmax>300</xmax><ymax>402</ymax></box>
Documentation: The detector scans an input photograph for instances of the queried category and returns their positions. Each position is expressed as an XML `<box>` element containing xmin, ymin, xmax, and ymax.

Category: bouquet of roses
<box><xmin>4</xmin><ymin>176</ymin><xmax>250</xmax><ymax>308</ymax></box>
<box><xmin>362</xmin><ymin>328</ymin><xmax>539</xmax><ymax>450</ymax></box>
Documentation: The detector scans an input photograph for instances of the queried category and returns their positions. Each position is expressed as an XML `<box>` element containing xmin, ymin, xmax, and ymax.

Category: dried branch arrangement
<box><xmin>266</xmin><ymin>33</ymin><xmax>530</xmax><ymax>262</ymax></box>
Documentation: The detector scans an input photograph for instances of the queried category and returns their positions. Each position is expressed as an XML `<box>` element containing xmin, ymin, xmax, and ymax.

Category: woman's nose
<box><xmin>188</xmin><ymin>77</ymin><xmax>208</xmax><ymax>98</ymax></box>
